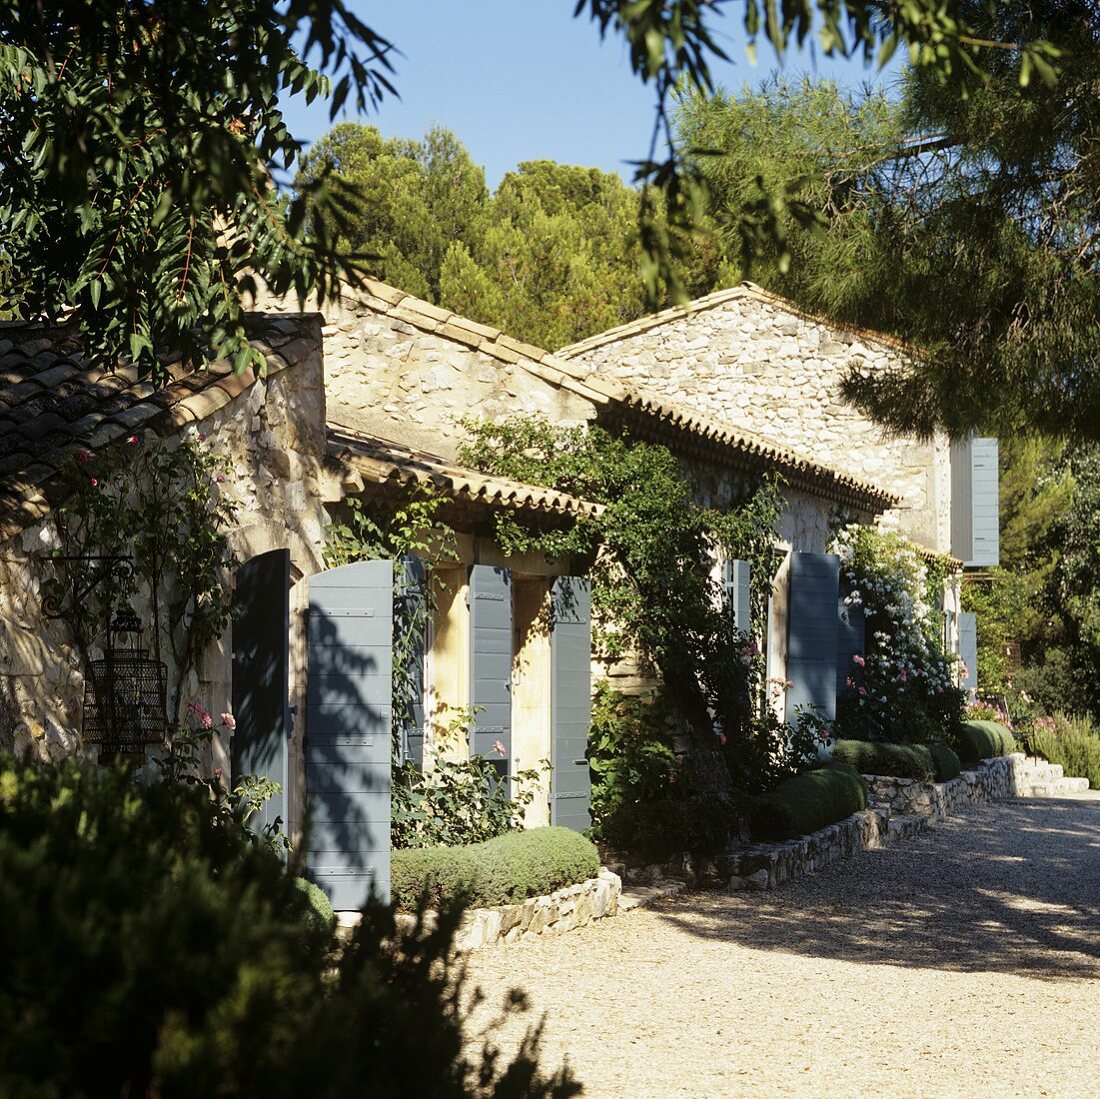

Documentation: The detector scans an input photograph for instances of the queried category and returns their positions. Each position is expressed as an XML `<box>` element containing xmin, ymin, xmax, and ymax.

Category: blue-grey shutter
<box><xmin>231</xmin><ymin>549</ymin><xmax>290</xmax><ymax>839</ymax></box>
<box><xmin>951</xmin><ymin>436</ymin><xmax>1000</xmax><ymax>567</ymax></box>
<box><xmin>305</xmin><ymin>560</ymin><xmax>392</xmax><ymax>909</ymax></box>
<box><xmin>970</xmin><ymin>438</ymin><xmax>1000</xmax><ymax>567</ymax></box>
<box><xmin>836</xmin><ymin>580</ymin><xmax>866</xmax><ymax>695</ymax></box>
<box><xmin>958</xmin><ymin>611</ymin><xmax>978</xmax><ymax>693</ymax></box>
<box><xmin>723</xmin><ymin>558</ymin><xmax>752</xmax><ymax>633</ymax></box>
<box><xmin>468</xmin><ymin>564</ymin><xmax>512</xmax><ymax>789</ymax></box>
<box><xmin>786</xmin><ymin>553</ymin><xmax>840</xmax><ymax>723</ymax></box>
<box><xmin>396</xmin><ymin>555</ymin><xmax>427</xmax><ymax>767</ymax></box>
<box><xmin>550</xmin><ymin>576</ymin><xmax>591</xmax><ymax>832</ymax></box>
<box><xmin>950</xmin><ymin>437</ymin><xmax>974</xmax><ymax>564</ymax></box>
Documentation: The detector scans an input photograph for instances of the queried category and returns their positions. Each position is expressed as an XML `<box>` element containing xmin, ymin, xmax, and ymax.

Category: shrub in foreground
<box><xmin>956</xmin><ymin>720</ymin><xmax>1017</xmax><ymax>764</ymax></box>
<box><xmin>1028</xmin><ymin>713</ymin><xmax>1100</xmax><ymax>787</ymax></box>
<box><xmin>748</xmin><ymin>763</ymin><xmax>868</xmax><ymax>842</ymax></box>
<box><xmin>0</xmin><ymin>755</ymin><xmax>577</xmax><ymax>1099</ymax></box>
<box><xmin>831</xmin><ymin>740</ymin><xmax>935</xmax><ymax>783</ymax></box>
<box><xmin>392</xmin><ymin>826</ymin><xmax>600</xmax><ymax>912</ymax></box>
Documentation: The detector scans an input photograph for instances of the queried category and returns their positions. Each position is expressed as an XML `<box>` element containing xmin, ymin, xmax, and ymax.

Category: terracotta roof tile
<box><xmin>0</xmin><ymin>313</ymin><xmax>322</xmax><ymax>544</ymax></box>
<box><xmin>328</xmin><ymin>429</ymin><xmax>605</xmax><ymax>523</ymax></box>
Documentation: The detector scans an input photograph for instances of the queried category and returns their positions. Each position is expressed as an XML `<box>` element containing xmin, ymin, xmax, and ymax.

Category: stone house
<box><xmin>0</xmin><ymin>313</ymin><xmax>602</xmax><ymax>908</ymax></box>
<box><xmin>0</xmin><ymin>314</ymin><xmax>329</xmax><ymax>772</ymax></box>
<box><xmin>557</xmin><ymin>281</ymin><xmax>991</xmax><ymax>691</ymax></box>
<box><xmin>258</xmin><ymin>278</ymin><xmax>901</xmax><ymax>730</ymax></box>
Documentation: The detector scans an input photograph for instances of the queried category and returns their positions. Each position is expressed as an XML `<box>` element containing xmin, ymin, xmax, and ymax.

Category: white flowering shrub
<box><xmin>831</xmin><ymin>525</ymin><xmax>964</xmax><ymax>744</ymax></box>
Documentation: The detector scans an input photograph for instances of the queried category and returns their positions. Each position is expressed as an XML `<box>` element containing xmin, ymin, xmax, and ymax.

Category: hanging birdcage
<box><xmin>82</xmin><ymin>604</ymin><xmax>168</xmax><ymax>753</ymax></box>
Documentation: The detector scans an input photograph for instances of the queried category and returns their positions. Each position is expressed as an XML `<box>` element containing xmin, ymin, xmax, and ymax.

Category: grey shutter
<box><xmin>836</xmin><ymin>580</ymin><xmax>866</xmax><ymax>695</ymax></box>
<box><xmin>550</xmin><ymin>576</ymin><xmax>591</xmax><ymax>832</ymax></box>
<box><xmin>971</xmin><ymin>438</ymin><xmax>1000</xmax><ymax>567</ymax></box>
<box><xmin>723</xmin><ymin>558</ymin><xmax>752</xmax><ymax>633</ymax></box>
<box><xmin>468</xmin><ymin>564</ymin><xmax>512</xmax><ymax>789</ymax></box>
<box><xmin>231</xmin><ymin>549</ymin><xmax>290</xmax><ymax>839</ymax></box>
<box><xmin>786</xmin><ymin>553</ymin><xmax>840</xmax><ymax>723</ymax></box>
<box><xmin>306</xmin><ymin>560</ymin><xmax>392</xmax><ymax>909</ymax></box>
<box><xmin>397</xmin><ymin>556</ymin><xmax>427</xmax><ymax>767</ymax></box>
<box><xmin>950</xmin><ymin>437</ymin><xmax>974</xmax><ymax>564</ymax></box>
<box><xmin>951</xmin><ymin>436</ymin><xmax>1000</xmax><ymax>567</ymax></box>
<box><xmin>958</xmin><ymin>611</ymin><xmax>978</xmax><ymax>693</ymax></box>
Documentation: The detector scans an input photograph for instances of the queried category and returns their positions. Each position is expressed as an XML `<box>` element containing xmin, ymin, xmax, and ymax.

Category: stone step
<box><xmin>1019</xmin><ymin>776</ymin><xmax>1091</xmax><ymax>797</ymax></box>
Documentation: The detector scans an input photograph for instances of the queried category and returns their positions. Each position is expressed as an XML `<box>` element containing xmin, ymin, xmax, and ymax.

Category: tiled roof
<box><xmin>603</xmin><ymin>391</ymin><xmax>900</xmax><ymax>513</ymax></box>
<box><xmin>0</xmin><ymin>315</ymin><xmax>322</xmax><ymax>543</ymax></box>
<box><xmin>556</xmin><ymin>280</ymin><xmax>912</xmax><ymax>359</ymax></box>
<box><xmin>327</xmin><ymin>429</ymin><xmax>605</xmax><ymax>521</ymax></box>
<box><xmin>341</xmin><ymin>279</ymin><xmax>897</xmax><ymax>514</ymax></box>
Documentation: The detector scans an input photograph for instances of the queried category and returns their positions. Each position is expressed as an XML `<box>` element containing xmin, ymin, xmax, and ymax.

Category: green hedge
<box><xmin>295</xmin><ymin>877</ymin><xmax>335</xmax><ymax>931</ymax></box>
<box><xmin>831</xmin><ymin>740</ymin><xmax>963</xmax><ymax>784</ymax></box>
<box><xmin>832</xmin><ymin>740</ymin><xmax>935</xmax><ymax>783</ymax></box>
<box><xmin>927</xmin><ymin>743</ymin><xmax>963</xmax><ymax>782</ymax></box>
<box><xmin>957</xmin><ymin>720</ymin><xmax>1017</xmax><ymax>764</ymax></box>
<box><xmin>0</xmin><ymin>755</ymin><xmax>576</xmax><ymax>1097</ymax></box>
<box><xmin>748</xmin><ymin>763</ymin><xmax>868</xmax><ymax>842</ymax></box>
<box><xmin>391</xmin><ymin>827</ymin><xmax>600</xmax><ymax>912</ymax></box>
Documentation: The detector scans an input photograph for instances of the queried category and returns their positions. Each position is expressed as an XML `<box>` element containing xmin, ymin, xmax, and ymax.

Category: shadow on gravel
<box><xmin>654</xmin><ymin>798</ymin><xmax>1100</xmax><ymax>981</ymax></box>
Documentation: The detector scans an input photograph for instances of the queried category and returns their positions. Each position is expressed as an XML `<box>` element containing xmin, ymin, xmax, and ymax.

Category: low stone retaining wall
<box><xmin>864</xmin><ymin>753</ymin><xmax>1088</xmax><ymax>821</ymax></box>
<box><xmin>445</xmin><ymin>869</ymin><xmax>622</xmax><ymax>952</ymax></box>
<box><xmin>722</xmin><ymin>753</ymin><xmax>1090</xmax><ymax>892</ymax></box>
<box><xmin>721</xmin><ymin>807</ymin><xmax>927</xmax><ymax>892</ymax></box>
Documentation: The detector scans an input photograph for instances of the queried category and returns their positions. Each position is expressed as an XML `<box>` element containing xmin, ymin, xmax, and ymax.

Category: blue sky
<box><xmin>281</xmin><ymin>1</ymin><xmax>902</xmax><ymax>190</ymax></box>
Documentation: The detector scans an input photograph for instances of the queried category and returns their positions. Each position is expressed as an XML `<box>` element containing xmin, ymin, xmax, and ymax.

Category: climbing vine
<box><xmin>459</xmin><ymin>415</ymin><xmax>788</xmax><ymax>835</ymax></box>
<box><xmin>44</xmin><ymin>431</ymin><xmax>237</xmax><ymax>724</ymax></box>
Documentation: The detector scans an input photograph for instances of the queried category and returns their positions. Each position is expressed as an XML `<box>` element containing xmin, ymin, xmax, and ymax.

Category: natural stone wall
<box><xmin>720</xmin><ymin>754</ymin><xmax>1090</xmax><ymax>892</ymax></box>
<box><xmin>258</xmin><ymin>286</ymin><xmax>594</xmax><ymax>462</ymax></box>
<box><xmin>0</xmin><ymin>351</ymin><xmax>327</xmax><ymax>765</ymax></box>
<box><xmin>564</xmin><ymin>287</ymin><xmax>953</xmax><ymax>553</ymax></box>
<box><xmin>391</xmin><ymin>870</ymin><xmax>622</xmax><ymax>953</ymax></box>
<box><xmin>864</xmin><ymin>753</ymin><xmax>1089</xmax><ymax>821</ymax></box>
<box><xmin>260</xmin><ymin>284</ymin><xmax>845</xmax><ymax>558</ymax></box>
<box><xmin>723</xmin><ymin>808</ymin><xmax>926</xmax><ymax>891</ymax></box>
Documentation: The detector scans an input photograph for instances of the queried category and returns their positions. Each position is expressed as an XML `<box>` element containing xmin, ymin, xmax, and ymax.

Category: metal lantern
<box><xmin>82</xmin><ymin>604</ymin><xmax>168</xmax><ymax>753</ymax></box>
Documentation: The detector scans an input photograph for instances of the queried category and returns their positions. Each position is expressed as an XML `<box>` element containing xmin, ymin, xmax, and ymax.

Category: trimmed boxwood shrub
<box><xmin>927</xmin><ymin>743</ymin><xmax>963</xmax><ymax>782</ymax></box>
<box><xmin>832</xmin><ymin>740</ymin><xmax>935</xmax><ymax>783</ymax></box>
<box><xmin>391</xmin><ymin>826</ymin><xmax>600</xmax><ymax>912</ymax></box>
<box><xmin>748</xmin><ymin>763</ymin><xmax>868</xmax><ymax>842</ymax></box>
<box><xmin>295</xmin><ymin>876</ymin><xmax>335</xmax><ymax>931</ymax></box>
<box><xmin>957</xmin><ymin>720</ymin><xmax>1017</xmax><ymax>764</ymax></box>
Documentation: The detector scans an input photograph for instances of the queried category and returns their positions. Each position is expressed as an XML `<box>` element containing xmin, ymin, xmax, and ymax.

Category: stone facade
<box><xmin>561</xmin><ymin>283</ymin><xmax>953</xmax><ymax>554</ymax></box>
<box><xmin>260</xmin><ymin>281</ymin><xmax>888</xmax><ymax>557</ymax></box>
<box><xmin>0</xmin><ymin>327</ymin><xmax>328</xmax><ymax>774</ymax></box>
<box><xmin>259</xmin><ymin>285</ymin><xmax>594</xmax><ymax>464</ymax></box>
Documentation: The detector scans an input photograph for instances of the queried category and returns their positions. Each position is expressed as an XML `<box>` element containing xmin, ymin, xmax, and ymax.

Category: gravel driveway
<box><xmin>465</xmin><ymin>794</ymin><xmax>1100</xmax><ymax>1098</ymax></box>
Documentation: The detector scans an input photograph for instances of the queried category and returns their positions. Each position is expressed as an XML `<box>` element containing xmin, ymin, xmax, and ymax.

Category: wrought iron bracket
<box><xmin>42</xmin><ymin>555</ymin><xmax>134</xmax><ymax>620</ymax></box>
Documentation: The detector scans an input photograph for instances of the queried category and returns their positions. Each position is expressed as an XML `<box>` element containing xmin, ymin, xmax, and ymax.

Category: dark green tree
<box><xmin>440</xmin><ymin>161</ymin><xmax>648</xmax><ymax>349</ymax></box>
<box><xmin>675</xmin><ymin>4</ymin><xmax>1094</xmax><ymax>440</ymax></box>
<box><xmin>1</xmin><ymin>2</ymin><xmax>1055</xmax><ymax>376</ymax></box>
<box><xmin>0</xmin><ymin>1</ymin><xmax>397</xmax><ymax>377</ymax></box>
<box><xmin>295</xmin><ymin>123</ymin><xmax>488</xmax><ymax>301</ymax></box>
